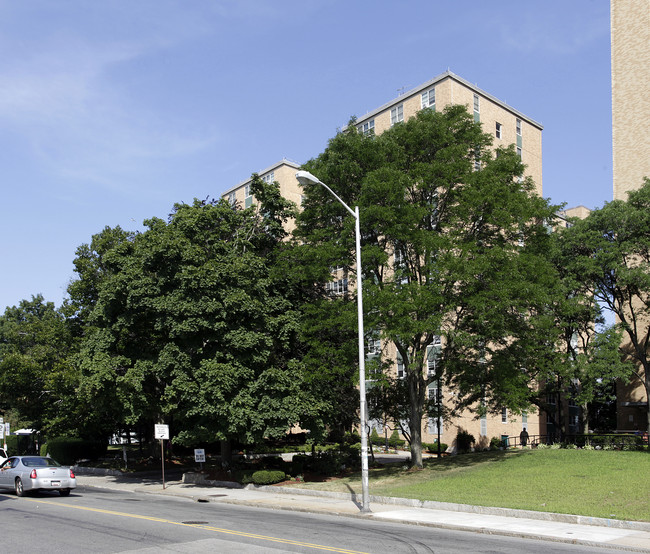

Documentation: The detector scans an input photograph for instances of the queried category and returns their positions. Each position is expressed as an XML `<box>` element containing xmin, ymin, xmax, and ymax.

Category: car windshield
<box><xmin>21</xmin><ymin>457</ymin><xmax>61</xmax><ymax>467</ymax></box>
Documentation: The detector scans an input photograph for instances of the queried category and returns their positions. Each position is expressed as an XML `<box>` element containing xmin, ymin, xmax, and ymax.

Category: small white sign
<box><xmin>194</xmin><ymin>449</ymin><xmax>206</xmax><ymax>463</ymax></box>
<box><xmin>154</xmin><ymin>424</ymin><xmax>169</xmax><ymax>440</ymax></box>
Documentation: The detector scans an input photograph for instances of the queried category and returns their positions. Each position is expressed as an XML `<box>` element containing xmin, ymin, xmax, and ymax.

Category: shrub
<box><xmin>388</xmin><ymin>430</ymin><xmax>405</xmax><ymax>448</ymax></box>
<box><xmin>369</xmin><ymin>428</ymin><xmax>381</xmax><ymax>445</ymax></box>
<box><xmin>251</xmin><ymin>470</ymin><xmax>286</xmax><ymax>485</ymax></box>
<box><xmin>489</xmin><ymin>437</ymin><xmax>502</xmax><ymax>450</ymax></box>
<box><xmin>290</xmin><ymin>453</ymin><xmax>311</xmax><ymax>475</ymax></box>
<box><xmin>423</xmin><ymin>442</ymin><xmax>447</xmax><ymax>453</ymax></box>
<box><xmin>5</xmin><ymin>435</ymin><xmax>18</xmax><ymax>454</ymax></box>
<box><xmin>456</xmin><ymin>430</ymin><xmax>475</xmax><ymax>453</ymax></box>
<box><xmin>260</xmin><ymin>455</ymin><xmax>285</xmax><ymax>470</ymax></box>
<box><xmin>46</xmin><ymin>437</ymin><xmax>106</xmax><ymax>465</ymax></box>
<box><xmin>342</xmin><ymin>431</ymin><xmax>360</xmax><ymax>446</ymax></box>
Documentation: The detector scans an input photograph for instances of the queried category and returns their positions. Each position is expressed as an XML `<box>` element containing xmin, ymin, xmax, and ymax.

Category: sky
<box><xmin>0</xmin><ymin>0</ymin><xmax>613</xmax><ymax>311</ymax></box>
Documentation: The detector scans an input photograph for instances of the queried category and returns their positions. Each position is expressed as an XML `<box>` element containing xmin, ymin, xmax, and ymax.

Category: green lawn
<box><xmin>293</xmin><ymin>449</ymin><xmax>650</xmax><ymax>522</ymax></box>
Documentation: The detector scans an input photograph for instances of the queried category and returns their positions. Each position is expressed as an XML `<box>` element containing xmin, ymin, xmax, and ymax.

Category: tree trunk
<box><xmin>220</xmin><ymin>439</ymin><xmax>232</xmax><ymax>468</ymax></box>
<box><xmin>408</xmin><ymin>374</ymin><xmax>424</xmax><ymax>468</ymax></box>
<box><xmin>581</xmin><ymin>401</ymin><xmax>590</xmax><ymax>434</ymax></box>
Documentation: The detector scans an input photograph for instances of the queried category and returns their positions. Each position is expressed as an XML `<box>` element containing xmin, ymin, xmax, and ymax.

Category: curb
<box><xmin>79</xmin><ymin>469</ymin><xmax>650</xmax><ymax>536</ymax></box>
<box><xmin>73</xmin><ymin>466</ymin><xmax>125</xmax><ymax>477</ymax></box>
<box><xmin>255</xmin><ymin>484</ymin><xmax>650</xmax><ymax>533</ymax></box>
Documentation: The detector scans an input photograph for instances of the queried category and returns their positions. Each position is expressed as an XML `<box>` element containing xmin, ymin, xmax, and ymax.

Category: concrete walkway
<box><xmin>74</xmin><ymin>471</ymin><xmax>650</xmax><ymax>552</ymax></box>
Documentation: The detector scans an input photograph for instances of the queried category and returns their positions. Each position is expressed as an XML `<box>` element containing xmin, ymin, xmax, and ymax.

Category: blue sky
<box><xmin>0</xmin><ymin>0</ymin><xmax>612</xmax><ymax>311</ymax></box>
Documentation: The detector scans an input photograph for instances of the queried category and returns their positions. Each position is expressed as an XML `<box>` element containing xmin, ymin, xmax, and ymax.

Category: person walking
<box><xmin>519</xmin><ymin>428</ymin><xmax>529</xmax><ymax>447</ymax></box>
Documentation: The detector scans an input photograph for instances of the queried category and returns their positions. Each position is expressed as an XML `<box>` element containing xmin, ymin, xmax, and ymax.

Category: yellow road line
<box><xmin>22</xmin><ymin>498</ymin><xmax>369</xmax><ymax>554</ymax></box>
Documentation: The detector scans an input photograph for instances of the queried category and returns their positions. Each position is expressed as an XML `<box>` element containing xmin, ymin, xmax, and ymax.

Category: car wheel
<box><xmin>15</xmin><ymin>478</ymin><xmax>25</xmax><ymax>497</ymax></box>
<box><xmin>59</xmin><ymin>488</ymin><xmax>71</xmax><ymax>497</ymax></box>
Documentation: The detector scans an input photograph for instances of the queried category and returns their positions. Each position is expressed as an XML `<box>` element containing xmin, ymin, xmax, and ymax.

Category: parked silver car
<box><xmin>0</xmin><ymin>456</ymin><xmax>77</xmax><ymax>496</ymax></box>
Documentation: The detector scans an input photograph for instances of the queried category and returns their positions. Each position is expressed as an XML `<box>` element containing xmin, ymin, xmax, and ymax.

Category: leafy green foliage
<box><xmin>0</xmin><ymin>296</ymin><xmax>80</xmax><ymax>437</ymax></box>
<box><xmin>251</xmin><ymin>469</ymin><xmax>286</xmax><ymax>485</ymax></box>
<box><xmin>295</xmin><ymin>105</ymin><xmax>559</xmax><ymax>467</ymax></box>
<box><xmin>68</xmin><ymin>178</ymin><xmax>317</xmax><ymax>452</ymax></box>
<box><xmin>560</xmin><ymin>179</ymin><xmax>650</xmax><ymax>430</ymax></box>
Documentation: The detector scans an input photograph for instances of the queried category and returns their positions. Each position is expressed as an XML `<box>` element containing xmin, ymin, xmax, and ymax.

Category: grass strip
<box><xmin>292</xmin><ymin>449</ymin><xmax>650</xmax><ymax>522</ymax></box>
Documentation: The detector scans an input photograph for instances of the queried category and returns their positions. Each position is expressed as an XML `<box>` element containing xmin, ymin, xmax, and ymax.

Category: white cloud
<box><xmin>0</xmin><ymin>2</ymin><xmax>219</xmax><ymax>191</ymax></box>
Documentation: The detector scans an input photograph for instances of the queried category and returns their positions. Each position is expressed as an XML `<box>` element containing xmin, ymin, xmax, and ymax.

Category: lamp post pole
<box><xmin>296</xmin><ymin>170</ymin><xmax>371</xmax><ymax>513</ymax></box>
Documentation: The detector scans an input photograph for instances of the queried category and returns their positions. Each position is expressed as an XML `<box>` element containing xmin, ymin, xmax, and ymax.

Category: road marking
<box><xmin>22</xmin><ymin>498</ymin><xmax>369</xmax><ymax>554</ymax></box>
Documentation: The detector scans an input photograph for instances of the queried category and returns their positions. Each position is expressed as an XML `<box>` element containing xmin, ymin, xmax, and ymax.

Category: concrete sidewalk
<box><xmin>74</xmin><ymin>472</ymin><xmax>650</xmax><ymax>552</ymax></box>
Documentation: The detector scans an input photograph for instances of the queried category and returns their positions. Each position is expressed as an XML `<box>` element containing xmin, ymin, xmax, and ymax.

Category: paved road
<box><xmin>1</xmin><ymin>486</ymin><xmax>607</xmax><ymax>553</ymax></box>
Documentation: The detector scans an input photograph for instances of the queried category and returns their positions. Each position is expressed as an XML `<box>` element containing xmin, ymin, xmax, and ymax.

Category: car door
<box><xmin>0</xmin><ymin>457</ymin><xmax>17</xmax><ymax>488</ymax></box>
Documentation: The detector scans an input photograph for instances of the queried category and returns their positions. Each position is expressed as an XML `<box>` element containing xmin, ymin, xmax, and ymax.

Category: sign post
<box><xmin>154</xmin><ymin>424</ymin><xmax>170</xmax><ymax>489</ymax></box>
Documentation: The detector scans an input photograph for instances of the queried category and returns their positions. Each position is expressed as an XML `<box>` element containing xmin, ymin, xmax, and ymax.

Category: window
<box><xmin>516</xmin><ymin>118</ymin><xmax>522</xmax><ymax>136</ymax></box>
<box><xmin>516</xmin><ymin>146</ymin><xmax>522</xmax><ymax>158</ymax></box>
<box><xmin>426</xmin><ymin>336</ymin><xmax>441</xmax><ymax>377</ymax></box>
<box><xmin>394</xmin><ymin>245</ymin><xmax>408</xmax><ymax>285</ymax></box>
<box><xmin>367</xmin><ymin>334</ymin><xmax>381</xmax><ymax>356</ymax></box>
<box><xmin>421</xmin><ymin>87</ymin><xmax>435</xmax><ymax>109</ymax></box>
<box><xmin>473</xmin><ymin>94</ymin><xmax>480</xmax><ymax>112</ymax></box>
<box><xmin>326</xmin><ymin>278</ymin><xmax>348</xmax><ymax>295</ymax></box>
<box><xmin>390</xmin><ymin>104</ymin><xmax>404</xmax><ymax>126</ymax></box>
<box><xmin>227</xmin><ymin>191</ymin><xmax>236</xmax><ymax>206</ymax></box>
<box><xmin>262</xmin><ymin>172</ymin><xmax>275</xmax><ymax>184</ymax></box>
<box><xmin>396</xmin><ymin>353</ymin><xmax>405</xmax><ymax>379</ymax></box>
<box><xmin>358</xmin><ymin>119</ymin><xmax>375</xmax><ymax>136</ymax></box>
<box><xmin>501</xmin><ymin>407</ymin><xmax>508</xmax><ymax>423</ymax></box>
<box><xmin>495</xmin><ymin>122</ymin><xmax>502</xmax><ymax>139</ymax></box>
<box><xmin>244</xmin><ymin>184</ymin><xmax>253</xmax><ymax>208</ymax></box>
<box><xmin>480</xmin><ymin>414</ymin><xmax>487</xmax><ymax>437</ymax></box>
<box><xmin>427</xmin><ymin>383</ymin><xmax>443</xmax><ymax>434</ymax></box>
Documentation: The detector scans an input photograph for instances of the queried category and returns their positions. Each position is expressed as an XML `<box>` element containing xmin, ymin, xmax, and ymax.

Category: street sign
<box><xmin>194</xmin><ymin>449</ymin><xmax>206</xmax><ymax>463</ymax></box>
<box><xmin>154</xmin><ymin>424</ymin><xmax>169</xmax><ymax>440</ymax></box>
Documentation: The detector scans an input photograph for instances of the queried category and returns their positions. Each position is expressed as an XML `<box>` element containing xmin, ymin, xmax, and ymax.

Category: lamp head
<box><xmin>295</xmin><ymin>170</ymin><xmax>322</xmax><ymax>187</ymax></box>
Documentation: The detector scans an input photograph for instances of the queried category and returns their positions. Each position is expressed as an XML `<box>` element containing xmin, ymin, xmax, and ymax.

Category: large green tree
<box><xmin>0</xmin><ymin>296</ymin><xmax>78</xmax><ymax>437</ymax></box>
<box><xmin>69</xmin><ymin>177</ymin><xmax>317</xmax><ymax>458</ymax></box>
<box><xmin>561</xmin><ymin>179</ymin><xmax>650</xmax><ymax>431</ymax></box>
<box><xmin>295</xmin><ymin>105</ymin><xmax>560</xmax><ymax>467</ymax></box>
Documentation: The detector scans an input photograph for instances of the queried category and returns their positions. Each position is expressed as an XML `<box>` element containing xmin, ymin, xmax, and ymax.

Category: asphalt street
<box><xmin>0</xmin><ymin>485</ymin><xmax>608</xmax><ymax>554</ymax></box>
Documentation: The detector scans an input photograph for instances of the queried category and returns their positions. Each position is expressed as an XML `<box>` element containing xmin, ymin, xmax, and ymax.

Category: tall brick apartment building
<box><xmin>222</xmin><ymin>71</ymin><xmax>561</xmax><ymax>450</ymax></box>
<box><xmin>611</xmin><ymin>0</ymin><xmax>650</xmax><ymax>431</ymax></box>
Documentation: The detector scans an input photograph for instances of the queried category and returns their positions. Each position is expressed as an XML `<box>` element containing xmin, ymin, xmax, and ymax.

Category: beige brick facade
<box><xmin>611</xmin><ymin>0</ymin><xmax>650</xmax><ymax>200</ymax></box>
<box><xmin>355</xmin><ymin>71</ymin><xmax>543</xmax><ymax>196</ymax></box>
<box><xmin>611</xmin><ymin>0</ymin><xmax>650</xmax><ymax>431</ymax></box>
<box><xmin>223</xmin><ymin>72</ymin><xmax>548</xmax><ymax>450</ymax></box>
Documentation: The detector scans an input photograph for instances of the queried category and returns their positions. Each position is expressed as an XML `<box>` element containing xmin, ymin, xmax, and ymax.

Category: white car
<box><xmin>0</xmin><ymin>455</ymin><xmax>77</xmax><ymax>496</ymax></box>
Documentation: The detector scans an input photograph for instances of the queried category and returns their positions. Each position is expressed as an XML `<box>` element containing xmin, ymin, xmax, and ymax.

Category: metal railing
<box><xmin>502</xmin><ymin>432</ymin><xmax>649</xmax><ymax>450</ymax></box>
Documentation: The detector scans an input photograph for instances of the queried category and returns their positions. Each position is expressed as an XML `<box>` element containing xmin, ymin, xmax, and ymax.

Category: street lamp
<box><xmin>295</xmin><ymin>170</ymin><xmax>371</xmax><ymax>514</ymax></box>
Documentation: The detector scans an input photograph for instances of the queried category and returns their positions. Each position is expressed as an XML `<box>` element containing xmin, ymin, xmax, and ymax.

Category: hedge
<box><xmin>251</xmin><ymin>470</ymin><xmax>286</xmax><ymax>485</ymax></box>
<box><xmin>45</xmin><ymin>437</ymin><xmax>107</xmax><ymax>465</ymax></box>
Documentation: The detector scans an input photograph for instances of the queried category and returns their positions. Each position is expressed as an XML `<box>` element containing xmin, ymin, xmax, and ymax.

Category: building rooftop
<box><xmin>355</xmin><ymin>70</ymin><xmax>544</xmax><ymax>131</ymax></box>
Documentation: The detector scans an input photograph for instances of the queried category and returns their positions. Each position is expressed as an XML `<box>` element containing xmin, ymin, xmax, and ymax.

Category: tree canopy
<box><xmin>68</xmin><ymin>177</ymin><xmax>317</xmax><ymax>455</ymax></box>
<box><xmin>295</xmin><ymin>105</ymin><xmax>562</xmax><ymax>466</ymax></box>
<box><xmin>560</xmin><ymin>178</ymin><xmax>650</xmax><ymax>431</ymax></box>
